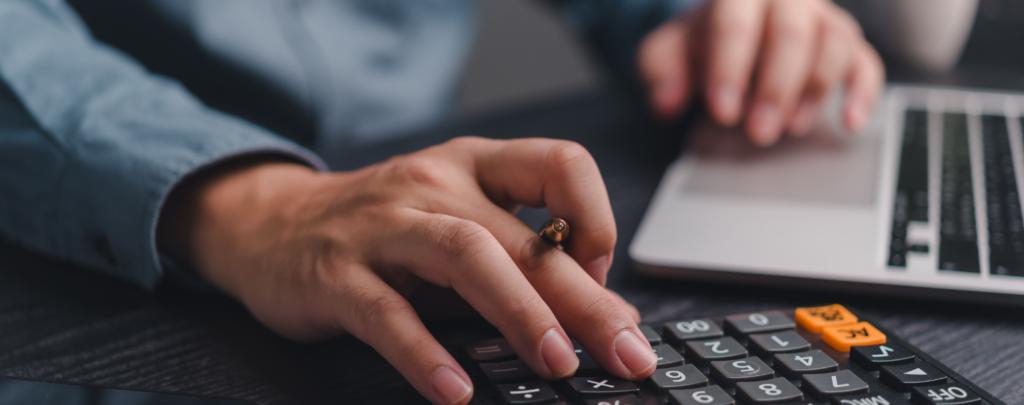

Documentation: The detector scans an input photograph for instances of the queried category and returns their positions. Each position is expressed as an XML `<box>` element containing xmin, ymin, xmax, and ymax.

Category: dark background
<box><xmin>4</xmin><ymin>1</ymin><xmax>1024</xmax><ymax>404</ymax></box>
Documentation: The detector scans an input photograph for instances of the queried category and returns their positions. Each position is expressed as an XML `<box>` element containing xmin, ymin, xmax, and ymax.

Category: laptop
<box><xmin>630</xmin><ymin>85</ymin><xmax>1024</xmax><ymax>304</ymax></box>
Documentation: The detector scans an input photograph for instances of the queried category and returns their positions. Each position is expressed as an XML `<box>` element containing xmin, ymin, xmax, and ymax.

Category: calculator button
<box><xmin>663</xmin><ymin>319</ymin><xmax>724</xmax><ymax>344</ymax></box>
<box><xmin>685</xmin><ymin>337</ymin><xmax>748</xmax><ymax>365</ymax></box>
<box><xmin>647</xmin><ymin>364</ymin><xmax>708</xmax><ymax>394</ymax></box>
<box><xmin>669</xmin><ymin>386</ymin><xmax>735</xmax><ymax>405</ymax></box>
<box><xmin>710</xmin><ymin>356</ymin><xmax>775</xmax><ymax>387</ymax></box>
<box><xmin>653</xmin><ymin>344</ymin><xmax>686</xmax><ymax>368</ymax></box>
<box><xmin>880</xmin><ymin>362</ymin><xmax>948</xmax><ymax>391</ymax></box>
<box><xmin>736</xmin><ymin>377</ymin><xmax>804</xmax><ymax>404</ymax></box>
<box><xmin>564</xmin><ymin>376</ymin><xmax>640</xmax><ymax>398</ymax></box>
<box><xmin>831</xmin><ymin>393</ymin><xmax>898</xmax><ymax>405</ymax></box>
<box><xmin>639</xmin><ymin>324</ymin><xmax>662</xmax><ymax>346</ymax></box>
<box><xmin>749</xmin><ymin>330</ymin><xmax>811</xmax><ymax>357</ymax></box>
<box><xmin>911</xmin><ymin>382</ymin><xmax>982</xmax><ymax>405</ymax></box>
<box><xmin>465</xmin><ymin>338</ymin><xmax>517</xmax><ymax>362</ymax></box>
<box><xmin>496</xmin><ymin>380</ymin><xmax>559</xmax><ymax>404</ymax></box>
<box><xmin>582</xmin><ymin>395</ymin><xmax>641</xmax><ymax>405</ymax></box>
<box><xmin>795</xmin><ymin>304</ymin><xmax>858</xmax><ymax>333</ymax></box>
<box><xmin>724</xmin><ymin>312</ymin><xmax>795</xmax><ymax>336</ymax></box>
<box><xmin>802</xmin><ymin>370</ymin><xmax>869</xmax><ymax>399</ymax></box>
<box><xmin>774</xmin><ymin>350</ymin><xmax>839</xmax><ymax>378</ymax></box>
<box><xmin>573</xmin><ymin>341</ymin><xmax>603</xmax><ymax>375</ymax></box>
<box><xmin>850</xmin><ymin>343</ymin><xmax>916</xmax><ymax>370</ymax></box>
<box><xmin>822</xmin><ymin>322</ymin><xmax>886</xmax><ymax>352</ymax></box>
<box><xmin>481</xmin><ymin>359</ymin><xmax>537</xmax><ymax>383</ymax></box>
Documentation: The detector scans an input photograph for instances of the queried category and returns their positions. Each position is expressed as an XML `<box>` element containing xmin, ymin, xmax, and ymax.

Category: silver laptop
<box><xmin>630</xmin><ymin>85</ymin><xmax>1024</xmax><ymax>304</ymax></box>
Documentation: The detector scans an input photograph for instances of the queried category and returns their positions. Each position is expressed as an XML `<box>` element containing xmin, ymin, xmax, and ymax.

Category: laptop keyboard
<box><xmin>455</xmin><ymin>305</ymin><xmax>1000</xmax><ymax>405</ymax></box>
<box><xmin>888</xmin><ymin>110</ymin><xmax>1024</xmax><ymax>276</ymax></box>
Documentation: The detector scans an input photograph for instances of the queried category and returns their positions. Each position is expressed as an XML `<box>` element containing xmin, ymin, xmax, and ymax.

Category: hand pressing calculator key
<box><xmin>454</xmin><ymin>304</ymin><xmax>1004</xmax><ymax>405</ymax></box>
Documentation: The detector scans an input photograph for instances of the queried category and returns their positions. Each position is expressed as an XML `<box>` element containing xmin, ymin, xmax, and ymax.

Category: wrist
<box><xmin>157</xmin><ymin>157</ymin><xmax>323</xmax><ymax>295</ymax></box>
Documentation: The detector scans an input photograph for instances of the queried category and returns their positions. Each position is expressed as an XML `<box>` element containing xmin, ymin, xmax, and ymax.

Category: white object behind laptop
<box><xmin>630</xmin><ymin>85</ymin><xmax>1024</xmax><ymax>304</ymax></box>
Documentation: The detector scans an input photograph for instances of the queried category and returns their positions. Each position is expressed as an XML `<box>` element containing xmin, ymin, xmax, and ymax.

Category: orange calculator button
<box><xmin>795</xmin><ymin>304</ymin><xmax>858</xmax><ymax>333</ymax></box>
<box><xmin>822</xmin><ymin>322</ymin><xmax>886</xmax><ymax>352</ymax></box>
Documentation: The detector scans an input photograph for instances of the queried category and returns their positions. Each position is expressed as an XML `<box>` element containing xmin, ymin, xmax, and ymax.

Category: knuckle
<box><xmin>390</xmin><ymin>156</ymin><xmax>448</xmax><ymax>188</ymax></box>
<box><xmin>547</xmin><ymin>141</ymin><xmax>593</xmax><ymax>171</ymax></box>
<box><xmin>770</xmin><ymin>17</ymin><xmax>813</xmax><ymax>46</ymax></box>
<box><xmin>445</xmin><ymin>136</ymin><xmax>490</xmax><ymax>150</ymax></box>
<box><xmin>430</xmin><ymin>217</ymin><xmax>496</xmax><ymax>263</ymax></box>
<box><xmin>359</xmin><ymin>293</ymin><xmax>412</xmax><ymax>329</ymax></box>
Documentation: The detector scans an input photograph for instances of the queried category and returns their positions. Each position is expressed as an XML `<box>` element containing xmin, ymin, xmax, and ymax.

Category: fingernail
<box><xmin>585</xmin><ymin>255</ymin><xmax>610</xmax><ymax>277</ymax></box>
<box><xmin>540</xmin><ymin>328</ymin><xmax>579</xmax><ymax>378</ymax></box>
<box><xmin>614</xmin><ymin>330</ymin><xmax>657</xmax><ymax>378</ymax></box>
<box><xmin>748</xmin><ymin>100</ymin><xmax>782</xmax><ymax>146</ymax></box>
<box><xmin>790</xmin><ymin>100</ymin><xmax>818</xmax><ymax>136</ymax></box>
<box><xmin>431</xmin><ymin>366</ymin><xmax>472</xmax><ymax>405</ymax></box>
<box><xmin>714</xmin><ymin>84</ymin><xmax>741</xmax><ymax>124</ymax></box>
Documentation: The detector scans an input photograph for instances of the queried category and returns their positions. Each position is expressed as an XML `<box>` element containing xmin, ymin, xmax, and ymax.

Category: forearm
<box><xmin>0</xmin><ymin>0</ymin><xmax>325</xmax><ymax>289</ymax></box>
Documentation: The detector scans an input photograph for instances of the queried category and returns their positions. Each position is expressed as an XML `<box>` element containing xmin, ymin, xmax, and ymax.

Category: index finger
<box><xmin>702</xmin><ymin>0</ymin><xmax>769</xmax><ymax>126</ymax></box>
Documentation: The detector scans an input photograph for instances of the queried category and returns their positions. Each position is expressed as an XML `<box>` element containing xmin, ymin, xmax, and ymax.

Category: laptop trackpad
<box><xmin>681</xmin><ymin>119</ymin><xmax>881</xmax><ymax>207</ymax></box>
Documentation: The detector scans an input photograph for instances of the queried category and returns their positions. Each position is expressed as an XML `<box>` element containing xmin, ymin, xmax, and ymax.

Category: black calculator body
<box><xmin>454</xmin><ymin>305</ymin><xmax>1003</xmax><ymax>405</ymax></box>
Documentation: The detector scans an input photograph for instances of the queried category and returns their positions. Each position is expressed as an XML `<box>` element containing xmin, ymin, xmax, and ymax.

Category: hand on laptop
<box><xmin>157</xmin><ymin>137</ymin><xmax>652</xmax><ymax>405</ymax></box>
<box><xmin>639</xmin><ymin>0</ymin><xmax>884</xmax><ymax>146</ymax></box>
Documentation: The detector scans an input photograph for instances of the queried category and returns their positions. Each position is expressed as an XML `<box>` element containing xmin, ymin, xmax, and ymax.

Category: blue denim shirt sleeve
<box><xmin>0</xmin><ymin>0</ymin><xmax>326</xmax><ymax>289</ymax></box>
<box><xmin>549</xmin><ymin>0</ymin><xmax>706</xmax><ymax>86</ymax></box>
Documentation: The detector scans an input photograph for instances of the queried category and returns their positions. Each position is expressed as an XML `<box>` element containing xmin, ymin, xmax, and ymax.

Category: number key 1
<box><xmin>669</xmin><ymin>385</ymin><xmax>735</xmax><ymax>405</ymax></box>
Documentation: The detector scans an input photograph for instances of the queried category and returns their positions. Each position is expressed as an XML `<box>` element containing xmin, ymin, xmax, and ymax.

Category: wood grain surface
<box><xmin>1</xmin><ymin>91</ymin><xmax>1021</xmax><ymax>405</ymax></box>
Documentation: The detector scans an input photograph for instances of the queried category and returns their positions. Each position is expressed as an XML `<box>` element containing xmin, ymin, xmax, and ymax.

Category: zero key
<box><xmin>724</xmin><ymin>312</ymin><xmax>795</xmax><ymax>336</ymax></box>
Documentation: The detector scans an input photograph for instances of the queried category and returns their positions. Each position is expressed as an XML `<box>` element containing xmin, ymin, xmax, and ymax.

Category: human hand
<box><xmin>639</xmin><ymin>0</ymin><xmax>884</xmax><ymax>146</ymax></box>
<box><xmin>157</xmin><ymin>138</ymin><xmax>656</xmax><ymax>405</ymax></box>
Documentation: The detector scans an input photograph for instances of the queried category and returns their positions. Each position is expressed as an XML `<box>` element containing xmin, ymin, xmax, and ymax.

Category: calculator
<box><xmin>454</xmin><ymin>304</ymin><xmax>1003</xmax><ymax>405</ymax></box>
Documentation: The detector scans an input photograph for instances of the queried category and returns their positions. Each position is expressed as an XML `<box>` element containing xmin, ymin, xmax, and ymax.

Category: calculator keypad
<box><xmin>457</xmin><ymin>304</ymin><xmax>991</xmax><ymax>405</ymax></box>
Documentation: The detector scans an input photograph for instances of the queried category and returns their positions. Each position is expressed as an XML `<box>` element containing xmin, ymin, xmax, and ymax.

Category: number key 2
<box><xmin>669</xmin><ymin>385</ymin><xmax>735</xmax><ymax>405</ymax></box>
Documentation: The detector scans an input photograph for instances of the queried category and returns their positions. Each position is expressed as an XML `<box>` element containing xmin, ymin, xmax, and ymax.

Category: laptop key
<box><xmin>563</xmin><ymin>376</ymin><xmax>640</xmax><ymax>398</ymax></box>
<box><xmin>653</xmin><ymin>344</ymin><xmax>685</xmax><ymax>368</ymax></box>
<box><xmin>663</xmin><ymin>319</ymin><xmax>724</xmax><ymax>344</ymax></box>
<box><xmin>938</xmin><ymin>113</ymin><xmax>981</xmax><ymax>273</ymax></box>
<box><xmin>774</xmin><ymin>350</ymin><xmax>839</xmax><ymax>378</ymax></box>
<box><xmin>724</xmin><ymin>311</ymin><xmax>795</xmax><ymax>336</ymax></box>
<box><xmin>802</xmin><ymin>370</ymin><xmax>869</xmax><ymax>399</ymax></box>
<box><xmin>639</xmin><ymin>324</ymin><xmax>662</xmax><ymax>346</ymax></box>
<box><xmin>850</xmin><ymin>343</ymin><xmax>916</xmax><ymax>370</ymax></box>
<box><xmin>496</xmin><ymin>380</ymin><xmax>559</xmax><ymax>404</ymax></box>
<box><xmin>749</xmin><ymin>330</ymin><xmax>811</xmax><ymax>358</ymax></box>
<box><xmin>983</xmin><ymin>115</ymin><xmax>1024</xmax><ymax>277</ymax></box>
<box><xmin>647</xmin><ymin>364</ymin><xmax>708</xmax><ymax>394</ymax></box>
<box><xmin>911</xmin><ymin>382</ymin><xmax>982</xmax><ymax>405</ymax></box>
<box><xmin>481</xmin><ymin>359</ymin><xmax>536</xmax><ymax>383</ymax></box>
<box><xmin>686</xmin><ymin>337</ymin><xmax>747</xmax><ymax>366</ymax></box>
<box><xmin>710</xmin><ymin>356</ymin><xmax>775</xmax><ymax>387</ymax></box>
<box><xmin>465</xmin><ymin>338</ymin><xmax>517</xmax><ymax>362</ymax></box>
<box><xmin>669</xmin><ymin>386</ymin><xmax>735</xmax><ymax>405</ymax></box>
<box><xmin>735</xmin><ymin>377</ymin><xmax>804</xmax><ymax>404</ymax></box>
<box><xmin>880</xmin><ymin>362</ymin><xmax>947</xmax><ymax>391</ymax></box>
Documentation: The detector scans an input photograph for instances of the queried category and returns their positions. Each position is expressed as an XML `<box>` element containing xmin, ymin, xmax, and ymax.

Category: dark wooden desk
<box><xmin>1</xmin><ymin>90</ymin><xmax>1022</xmax><ymax>405</ymax></box>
